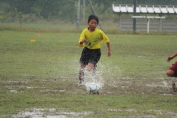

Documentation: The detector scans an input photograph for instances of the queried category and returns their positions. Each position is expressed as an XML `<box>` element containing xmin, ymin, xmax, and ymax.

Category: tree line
<box><xmin>0</xmin><ymin>0</ymin><xmax>176</xmax><ymax>23</ymax></box>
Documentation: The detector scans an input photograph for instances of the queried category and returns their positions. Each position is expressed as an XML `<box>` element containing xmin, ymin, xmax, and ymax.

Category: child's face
<box><xmin>88</xmin><ymin>19</ymin><xmax>98</xmax><ymax>31</ymax></box>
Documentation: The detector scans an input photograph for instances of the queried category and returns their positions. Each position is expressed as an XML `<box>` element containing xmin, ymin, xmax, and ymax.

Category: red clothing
<box><xmin>168</xmin><ymin>61</ymin><xmax>177</xmax><ymax>77</ymax></box>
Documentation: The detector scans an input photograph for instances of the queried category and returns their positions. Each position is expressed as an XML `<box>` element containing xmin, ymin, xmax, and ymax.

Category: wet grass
<box><xmin>1</xmin><ymin>30</ymin><xmax>177</xmax><ymax>117</ymax></box>
<box><xmin>0</xmin><ymin>22</ymin><xmax>118</xmax><ymax>34</ymax></box>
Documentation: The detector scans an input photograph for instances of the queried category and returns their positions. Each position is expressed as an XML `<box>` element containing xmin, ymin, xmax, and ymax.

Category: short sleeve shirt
<box><xmin>78</xmin><ymin>28</ymin><xmax>110</xmax><ymax>49</ymax></box>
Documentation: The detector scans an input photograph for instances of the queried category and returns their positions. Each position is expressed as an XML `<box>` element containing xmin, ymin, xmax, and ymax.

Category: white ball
<box><xmin>86</xmin><ymin>83</ymin><xmax>101</xmax><ymax>94</ymax></box>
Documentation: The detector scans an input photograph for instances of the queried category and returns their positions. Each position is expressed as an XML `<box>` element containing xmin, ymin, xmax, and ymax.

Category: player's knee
<box><xmin>87</xmin><ymin>63</ymin><xmax>94</xmax><ymax>71</ymax></box>
<box><xmin>80</xmin><ymin>64</ymin><xmax>86</xmax><ymax>68</ymax></box>
<box><xmin>166</xmin><ymin>70</ymin><xmax>174</xmax><ymax>77</ymax></box>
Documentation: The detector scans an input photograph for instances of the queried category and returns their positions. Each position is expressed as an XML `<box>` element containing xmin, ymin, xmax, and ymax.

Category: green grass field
<box><xmin>1</xmin><ymin>30</ymin><xmax>177</xmax><ymax>117</ymax></box>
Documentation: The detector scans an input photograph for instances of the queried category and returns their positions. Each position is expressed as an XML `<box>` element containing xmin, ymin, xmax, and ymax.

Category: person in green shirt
<box><xmin>78</xmin><ymin>15</ymin><xmax>111</xmax><ymax>85</ymax></box>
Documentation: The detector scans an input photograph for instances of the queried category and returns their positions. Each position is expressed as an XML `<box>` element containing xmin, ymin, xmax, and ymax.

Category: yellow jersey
<box><xmin>78</xmin><ymin>28</ymin><xmax>110</xmax><ymax>49</ymax></box>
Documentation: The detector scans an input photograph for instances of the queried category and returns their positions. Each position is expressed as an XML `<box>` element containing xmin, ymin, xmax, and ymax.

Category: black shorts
<box><xmin>80</xmin><ymin>47</ymin><xmax>101</xmax><ymax>66</ymax></box>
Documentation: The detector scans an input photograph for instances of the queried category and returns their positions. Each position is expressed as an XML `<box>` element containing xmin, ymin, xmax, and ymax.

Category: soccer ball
<box><xmin>86</xmin><ymin>83</ymin><xmax>101</xmax><ymax>94</ymax></box>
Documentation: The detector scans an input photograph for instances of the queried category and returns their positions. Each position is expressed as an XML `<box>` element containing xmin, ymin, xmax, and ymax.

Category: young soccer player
<box><xmin>78</xmin><ymin>15</ymin><xmax>111</xmax><ymax>85</ymax></box>
<box><xmin>166</xmin><ymin>52</ymin><xmax>177</xmax><ymax>92</ymax></box>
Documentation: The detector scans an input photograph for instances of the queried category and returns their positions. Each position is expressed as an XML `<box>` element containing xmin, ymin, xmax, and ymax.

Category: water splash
<box><xmin>83</xmin><ymin>69</ymin><xmax>104</xmax><ymax>93</ymax></box>
<box><xmin>83</xmin><ymin>62</ymin><xmax>122</xmax><ymax>93</ymax></box>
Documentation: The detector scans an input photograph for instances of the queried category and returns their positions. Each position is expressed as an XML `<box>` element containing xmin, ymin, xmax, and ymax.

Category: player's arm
<box><xmin>167</xmin><ymin>52</ymin><xmax>177</xmax><ymax>62</ymax></box>
<box><xmin>101</xmin><ymin>31</ymin><xmax>111</xmax><ymax>57</ymax></box>
<box><xmin>78</xmin><ymin>29</ymin><xmax>86</xmax><ymax>47</ymax></box>
<box><xmin>106</xmin><ymin>42</ymin><xmax>111</xmax><ymax>57</ymax></box>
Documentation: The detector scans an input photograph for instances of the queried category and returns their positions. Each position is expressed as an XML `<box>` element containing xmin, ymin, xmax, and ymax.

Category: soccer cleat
<box><xmin>172</xmin><ymin>82</ymin><xmax>177</xmax><ymax>92</ymax></box>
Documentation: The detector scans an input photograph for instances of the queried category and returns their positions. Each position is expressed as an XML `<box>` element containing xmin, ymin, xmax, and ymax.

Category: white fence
<box><xmin>118</xmin><ymin>19</ymin><xmax>177</xmax><ymax>33</ymax></box>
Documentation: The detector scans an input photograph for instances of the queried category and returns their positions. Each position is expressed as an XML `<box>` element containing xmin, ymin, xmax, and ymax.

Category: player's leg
<box><xmin>167</xmin><ymin>69</ymin><xmax>177</xmax><ymax>92</ymax></box>
<box><xmin>87</xmin><ymin>63</ymin><xmax>95</xmax><ymax>71</ymax></box>
<box><xmin>166</xmin><ymin>70</ymin><xmax>175</xmax><ymax>77</ymax></box>
<box><xmin>87</xmin><ymin>63</ymin><xmax>97</xmax><ymax>76</ymax></box>
<box><xmin>79</xmin><ymin>47</ymin><xmax>90</xmax><ymax>84</ymax></box>
<box><xmin>172</xmin><ymin>82</ymin><xmax>177</xmax><ymax>92</ymax></box>
<box><xmin>166</xmin><ymin>61</ymin><xmax>177</xmax><ymax>92</ymax></box>
<box><xmin>87</xmin><ymin>49</ymin><xmax>101</xmax><ymax>75</ymax></box>
<box><xmin>166</xmin><ymin>62</ymin><xmax>177</xmax><ymax>77</ymax></box>
<box><xmin>79</xmin><ymin>63</ymin><xmax>86</xmax><ymax>84</ymax></box>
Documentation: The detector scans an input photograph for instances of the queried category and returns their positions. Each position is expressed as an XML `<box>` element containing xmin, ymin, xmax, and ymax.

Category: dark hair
<box><xmin>88</xmin><ymin>15</ymin><xmax>99</xmax><ymax>24</ymax></box>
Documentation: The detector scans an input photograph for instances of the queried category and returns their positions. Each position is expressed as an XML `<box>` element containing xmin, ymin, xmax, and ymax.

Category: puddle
<box><xmin>59</xmin><ymin>90</ymin><xmax>66</xmax><ymax>92</ymax></box>
<box><xmin>108</xmin><ymin>108</ymin><xmax>136</xmax><ymax>112</ymax></box>
<box><xmin>120</xmin><ymin>85</ymin><xmax>128</xmax><ymax>88</ymax></box>
<box><xmin>158</xmin><ymin>70</ymin><xmax>166</xmax><ymax>73</ymax></box>
<box><xmin>26</xmin><ymin>86</ymin><xmax>33</xmax><ymax>89</ymax></box>
<box><xmin>9</xmin><ymin>90</ymin><xmax>17</xmax><ymax>93</ymax></box>
<box><xmin>148</xmin><ymin>109</ymin><xmax>177</xmax><ymax>117</ymax></box>
<box><xmin>137</xmin><ymin>56</ymin><xmax>145</xmax><ymax>58</ymax></box>
<box><xmin>121</xmin><ymin>77</ymin><xmax>134</xmax><ymax>80</ymax></box>
<box><xmin>8</xmin><ymin>81</ymin><xmax>20</xmax><ymax>83</ymax></box>
<box><xmin>145</xmin><ymin>81</ymin><xmax>169</xmax><ymax>88</ymax></box>
<box><xmin>12</xmin><ymin>108</ymin><xmax>92</xmax><ymax>118</ymax></box>
<box><xmin>107</xmin><ymin>109</ymin><xmax>177</xmax><ymax>117</ymax></box>
<box><xmin>162</xmin><ymin>94</ymin><xmax>173</xmax><ymax>96</ymax></box>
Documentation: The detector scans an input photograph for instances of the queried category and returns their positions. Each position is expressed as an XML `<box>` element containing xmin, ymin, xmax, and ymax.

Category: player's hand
<box><xmin>167</xmin><ymin>56</ymin><xmax>173</xmax><ymax>62</ymax></box>
<box><xmin>107</xmin><ymin>51</ymin><xmax>111</xmax><ymax>57</ymax></box>
<box><xmin>80</xmin><ymin>39</ymin><xmax>86</xmax><ymax>44</ymax></box>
